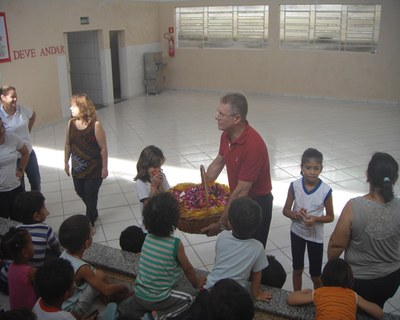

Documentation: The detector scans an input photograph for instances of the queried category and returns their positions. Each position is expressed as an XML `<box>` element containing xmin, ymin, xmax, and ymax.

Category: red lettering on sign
<box><xmin>12</xmin><ymin>49</ymin><xmax>36</xmax><ymax>60</ymax></box>
<box><xmin>40</xmin><ymin>45</ymin><xmax>65</xmax><ymax>57</ymax></box>
<box><xmin>13</xmin><ymin>50</ymin><xmax>23</xmax><ymax>59</ymax></box>
<box><xmin>13</xmin><ymin>46</ymin><xmax>66</xmax><ymax>60</ymax></box>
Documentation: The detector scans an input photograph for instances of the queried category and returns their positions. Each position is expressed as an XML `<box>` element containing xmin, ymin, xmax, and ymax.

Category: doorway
<box><xmin>67</xmin><ymin>30</ymin><xmax>104</xmax><ymax>108</ymax></box>
<box><xmin>110</xmin><ymin>31</ymin><xmax>123</xmax><ymax>103</ymax></box>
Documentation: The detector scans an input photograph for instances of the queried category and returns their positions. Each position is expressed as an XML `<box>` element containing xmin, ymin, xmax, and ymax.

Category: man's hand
<box><xmin>201</xmin><ymin>222</ymin><xmax>221</xmax><ymax>236</ymax></box>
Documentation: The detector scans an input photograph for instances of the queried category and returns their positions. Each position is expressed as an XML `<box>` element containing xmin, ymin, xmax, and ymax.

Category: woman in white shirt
<box><xmin>0</xmin><ymin>117</ymin><xmax>29</xmax><ymax>219</ymax></box>
<box><xmin>0</xmin><ymin>85</ymin><xmax>41</xmax><ymax>191</ymax></box>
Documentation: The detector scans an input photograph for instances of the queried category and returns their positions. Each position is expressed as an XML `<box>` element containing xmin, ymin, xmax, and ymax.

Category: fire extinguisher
<box><xmin>164</xmin><ymin>33</ymin><xmax>175</xmax><ymax>57</ymax></box>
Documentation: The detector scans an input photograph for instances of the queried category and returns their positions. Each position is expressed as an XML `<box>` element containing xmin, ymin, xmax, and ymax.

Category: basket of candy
<box><xmin>170</xmin><ymin>166</ymin><xmax>230</xmax><ymax>234</ymax></box>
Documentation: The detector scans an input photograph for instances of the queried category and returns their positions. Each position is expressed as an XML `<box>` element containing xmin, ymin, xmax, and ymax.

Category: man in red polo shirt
<box><xmin>201</xmin><ymin>93</ymin><xmax>273</xmax><ymax>247</ymax></box>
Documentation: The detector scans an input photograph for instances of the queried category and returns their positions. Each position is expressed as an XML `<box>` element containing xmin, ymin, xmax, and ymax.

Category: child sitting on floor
<box><xmin>59</xmin><ymin>214</ymin><xmax>129</xmax><ymax>319</ymax></box>
<box><xmin>287</xmin><ymin>258</ymin><xmax>384</xmax><ymax>319</ymax></box>
<box><xmin>0</xmin><ymin>191</ymin><xmax>60</xmax><ymax>294</ymax></box>
<box><xmin>119</xmin><ymin>225</ymin><xmax>146</xmax><ymax>254</ymax></box>
<box><xmin>33</xmin><ymin>257</ymin><xmax>86</xmax><ymax>320</ymax></box>
<box><xmin>118</xmin><ymin>192</ymin><xmax>206</xmax><ymax>320</ymax></box>
<box><xmin>208</xmin><ymin>278</ymin><xmax>255</xmax><ymax>320</ymax></box>
<box><xmin>204</xmin><ymin>197</ymin><xmax>272</xmax><ymax>302</ymax></box>
<box><xmin>0</xmin><ymin>227</ymin><xmax>37</xmax><ymax>309</ymax></box>
<box><xmin>189</xmin><ymin>278</ymin><xmax>255</xmax><ymax>320</ymax></box>
<box><xmin>13</xmin><ymin>191</ymin><xmax>60</xmax><ymax>265</ymax></box>
<box><xmin>33</xmin><ymin>257</ymin><xmax>118</xmax><ymax>320</ymax></box>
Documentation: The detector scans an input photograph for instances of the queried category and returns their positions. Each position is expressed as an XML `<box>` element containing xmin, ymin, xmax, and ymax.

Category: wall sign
<box><xmin>12</xmin><ymin>46</ymin><xmax>65</xmax><ymax>60</ymax></box>
<box><xmin>0</xmin><ymin>12</ymin><xmax>11</xmax><ymax>63</ymax></box>
<box><xmin>80</xmin><ymin>17</ymin><xmax>89</xmax><ymax>25</ymax></box>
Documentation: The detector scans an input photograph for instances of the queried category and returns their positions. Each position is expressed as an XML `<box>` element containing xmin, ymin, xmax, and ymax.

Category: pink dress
<box><xmin>8</xmin><ymin>263</ymin><xmax>37</xmax><ymax>309</ymax></box>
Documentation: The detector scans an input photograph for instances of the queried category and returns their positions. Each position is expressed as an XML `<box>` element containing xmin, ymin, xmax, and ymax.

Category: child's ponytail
<box><xmin>0</xmin><ymin>227</ymin><xmax>29</xmax><ymax>260</ymax></box>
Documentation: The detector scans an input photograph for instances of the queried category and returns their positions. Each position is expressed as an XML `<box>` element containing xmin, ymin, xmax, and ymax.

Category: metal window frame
<box><xmin>279</xmin><ymin>4</ymin><xmax>380</xmax><ymax>53</ymax></box>
<box><xmin>176</xmin><ymin>5</ymin><xmax>269</xmax><ymax>49</ymax></box>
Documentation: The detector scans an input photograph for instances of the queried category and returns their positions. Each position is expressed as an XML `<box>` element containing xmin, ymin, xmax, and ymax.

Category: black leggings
<box><xmin>353</xmin><ymin>267</ymin><xmax>400</xmax><ymax>308</ymax></box>
<box><xmin>291</xmin><ymin>231</ymin><xmax>323</xmax><ymax>277</ymax></box>
<box><xmin>73</xmin><ymin>177</ymin><xmax>103</xmax><ymax>225</ymax></box>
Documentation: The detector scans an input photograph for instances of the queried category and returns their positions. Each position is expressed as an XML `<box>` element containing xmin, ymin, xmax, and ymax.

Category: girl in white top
<box><xmin>0</xmin><ymin>85</ymin><xmax>41</xmax><ymax>191</ymax></box>
<box><xmin>283</xmin><ymin>148</ymin><xmax>334</xmax><ymax>291</ymax></box>
<box><xmin>134</xmin><ymin>145</ymin><xmax>170</xmax><ymax>231</ymax></box>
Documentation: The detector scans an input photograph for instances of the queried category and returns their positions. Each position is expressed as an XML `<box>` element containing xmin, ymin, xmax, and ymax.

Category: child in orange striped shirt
<box><xmin>287</xmin><ymin>258</ymin><xmax>383</xmax><ymax>320</ymax></box>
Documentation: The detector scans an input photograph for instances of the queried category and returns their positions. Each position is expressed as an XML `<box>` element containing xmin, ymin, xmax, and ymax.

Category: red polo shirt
<box><xmin>219</xmin><ymin>124</ymin><xmax>272</xmax><ymax>197</ymax></box>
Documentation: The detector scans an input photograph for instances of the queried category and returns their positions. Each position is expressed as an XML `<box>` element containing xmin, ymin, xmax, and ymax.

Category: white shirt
<box><xmin>0</xmin><ymin>104</ymin><xmax>33</xmax><ymax>153</ymax></box>
<box><xmin>33</xmin><ymin>299</ymin><xmax>76</xmax><ymax>320</ymax></box>
<box><xmin>205</xmin><ymin>231</ymin><xmax>268</xmax><ymax>290</ymax></box>
<box><xmin>135</xmin><ymin>172</ymin><xmax>170</xmax><ymax>233</ymax></box>
<box><xmin>0</xmin><ymin>133</ymin><xmax>24</xmax><ymax>191</ymax></box>
<box><xmin>135</xmin><ymin>172</ymin><xmax>170</xmax><ymax>204</ymax></box>
<box><xmin>135</xmin><ymin>173</ymin><xmax>170</xmax><ymax>231</ymax></box>
<box><xmin>290</xmin><ymin>177</ymin><xmax>332</xmax><ymax>243</ymax></box>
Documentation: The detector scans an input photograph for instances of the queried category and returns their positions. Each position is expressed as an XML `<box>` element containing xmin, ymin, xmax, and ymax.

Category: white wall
<box><xmin>119</xmin><ymin>42</ymin><xmax>162</xmax><ymax>98</ymax></box>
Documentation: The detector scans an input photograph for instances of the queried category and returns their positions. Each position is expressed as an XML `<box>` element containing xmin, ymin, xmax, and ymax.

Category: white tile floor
<box><xmin>1</xmin><ymin>90</ymin><xmax>400</xmax><ymax>314</ymax></box>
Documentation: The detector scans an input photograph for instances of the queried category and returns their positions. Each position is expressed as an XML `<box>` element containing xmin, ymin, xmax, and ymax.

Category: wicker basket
<box><xmin>177</xmin><ymin>214</ymin><xmax>221</xmax><ymax>234</ymax></box>
<box><xmin>170</xmin><ymin>166</ymin><xmax>230</xmax><ymax>234</ymax></box>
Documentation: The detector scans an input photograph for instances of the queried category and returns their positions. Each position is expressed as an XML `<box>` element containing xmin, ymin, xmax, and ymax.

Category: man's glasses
<box><xmin>216</xmin><ymin>110</ymin><xmax>237</xmax><ymax>118</ymax></box>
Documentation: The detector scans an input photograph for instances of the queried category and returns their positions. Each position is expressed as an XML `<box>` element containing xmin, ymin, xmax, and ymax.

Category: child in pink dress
<box><xmin>0</xmin><ymin>227</ymin><xmax>37</xmax><ymax>309</ymax></box>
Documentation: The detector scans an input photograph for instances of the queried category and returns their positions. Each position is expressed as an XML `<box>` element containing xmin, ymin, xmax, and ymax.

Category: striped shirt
<box><xmin>313</xmin><ymin>286</ymin><xmax>357</xmax><ymax>320</ymax></box>
<box><xmin>134</xmin><ymin>233</ymin><xmax>181</xmax><ymax>302</ymax></box>
<box><xmin>1</xmin><ymin>223</ymin><xmax>59</xmax><ymax>283</ymax></box>
<box><xmin>17</xmin><ymin>223</ymin><xmax>59</xmax><ymax>267</ymax></box>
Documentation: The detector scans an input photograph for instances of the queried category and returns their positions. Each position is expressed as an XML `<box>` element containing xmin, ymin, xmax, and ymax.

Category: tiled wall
<box><xmin>67</xmin><ymin>31</ymin><xmax>102</xmax><ymax>104</ymax></box>
<box><xmin>119</xmin><ymin>42</ymin><xmax>162</xmax><ymax>98</ymax></box>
